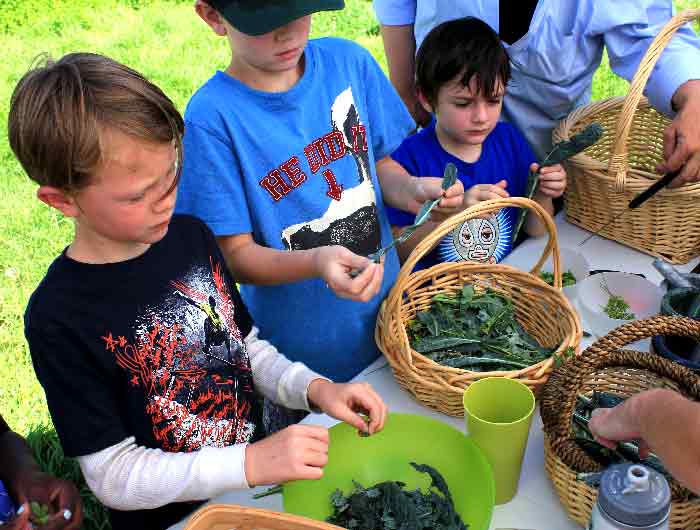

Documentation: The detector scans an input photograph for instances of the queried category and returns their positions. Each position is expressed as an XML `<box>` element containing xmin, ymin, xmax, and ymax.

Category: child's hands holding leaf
<box><xmin>312</xmin><ymin>246</ymin><xmax>384</xmax><ymax>302</ymax></box>
<box><xmin>463</xmin><ymin>180</ymin><xmax>509</xmax><ymax>209</ymax></box>
<box><xmin>409</xmin><ymin>176</ymin><xmax>464</xmax><ymax>223</ymax></box>
<box><xmin>307</xmin><ymin>379</ymin><xmax>387</xmax><ymax>436</ymax></box>
<box><xmin>531</xmin><ymin>162</ymin><xmax>566</xmax><ymax>199</ymax></box>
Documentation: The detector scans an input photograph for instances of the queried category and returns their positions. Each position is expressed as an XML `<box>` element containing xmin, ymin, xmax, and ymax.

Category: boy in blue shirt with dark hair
<box><xmin>383</xmin><ymin>17</ymin><xmax>567</xmax><ymax>268</ymax></box>
<box><xmin>176</xmin><ymin>0</ymin><xmax>465</xmax><ymax>385</ymax></box>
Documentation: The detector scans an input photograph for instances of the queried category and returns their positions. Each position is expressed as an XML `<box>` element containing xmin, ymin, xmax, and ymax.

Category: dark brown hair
<box><xmin>416</xmin><ymin>17</ymin><xmax>511</xmax><ymax>107</ymax></box>
<box><xmin>8</xmin><ymin>52</ymin><xmax>184</xmax><ymax>191</ymax></box>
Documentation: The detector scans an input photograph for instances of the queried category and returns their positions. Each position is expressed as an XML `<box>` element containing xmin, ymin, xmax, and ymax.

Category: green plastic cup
<box><xmin>463</xmin><ymin>377</ymin><xmax>535</xmax><ymax>505</ymax></box>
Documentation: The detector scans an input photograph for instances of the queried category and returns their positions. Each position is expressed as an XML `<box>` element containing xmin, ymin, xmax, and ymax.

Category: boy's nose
<box><xmin>154</xmin><ymin>183</ymin><xmax>177</xmax><ymax>214</ymax></box>
<box><xmin>473</xmin><ymin>103</ymin><xmax>488</xmax><ymax>123</ymax></box>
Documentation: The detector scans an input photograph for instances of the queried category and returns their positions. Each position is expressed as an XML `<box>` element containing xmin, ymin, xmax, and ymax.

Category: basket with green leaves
<box><xmin>376</xmin><ymin>197</ymin><xmax>582</xmax><ymax>416</ymax></box>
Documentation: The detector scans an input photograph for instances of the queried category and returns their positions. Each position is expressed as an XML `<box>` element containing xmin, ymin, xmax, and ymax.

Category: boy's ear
<box><xmin>194</xmin><ymin>0</ymin><xmax>228</xmax><ymax>37</ymax></box>
<box><xmin>416</xmin><ymin>88</ymin><xmax>434</xmax><ymax>115</ymax></box>
<box><xmin>37</xmin><ymin>186</ymin><xmax>80</xmax><ymax>218</ymax></box>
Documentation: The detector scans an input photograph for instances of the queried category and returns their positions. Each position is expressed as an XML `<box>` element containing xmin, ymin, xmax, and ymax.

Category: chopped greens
<box><xmin>600</xmin><ymin>280</ymin><xmax>635</xmax><ymax>320</ymax></box>
<box><xmin>327</xmin><ymin>462</ymin><xmax>468</xmax><ymax>530</ymax></box>
<box><xmin>407</xmin><ymin>285</ymin><xmax>556</xmax><ymax>371</ymax></box>
<box><xmin>539</xmin><ymin>270</ymin><xmax>577</xmax><ymax>287</ymax></box>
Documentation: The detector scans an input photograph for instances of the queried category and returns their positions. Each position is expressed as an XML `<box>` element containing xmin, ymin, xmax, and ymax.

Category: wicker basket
<box><xmin>182</xmin><ymin>504</ymin><xmax>342</xmax><ymax>530</ymax></box>
<box><xmin>540</xmin><ymin>316</ymin><xmax>700</xmax><ymax>529</ymax></box>
<box><xmin>375</xmin><ymin>197</ymin><xmax>582</xmax><ymax>416</ymax></box>
<box><xmin>554</xmin><ymin>8</ymin><xmax>700</xmax><ymax>264</ymax></box>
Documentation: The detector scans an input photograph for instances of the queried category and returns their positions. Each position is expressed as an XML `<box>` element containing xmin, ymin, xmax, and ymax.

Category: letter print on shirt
<box><xmin>103</xmin><ymin>257</ymin><xmax>258</xmax><ymax>452</ymax></box>
<box><xmin>280</xmin><ymin>87</ymin><xmax>381</xmax><ymax>256</ymax></box>
<box><xmin>437</xmin><ymin>210</ymin><xmax>512</xmax><ymax>264</ymax></box>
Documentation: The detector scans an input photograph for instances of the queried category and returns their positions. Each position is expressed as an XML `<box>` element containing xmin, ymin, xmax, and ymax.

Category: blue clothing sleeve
<box><xmin>176</xmin><ymin>121</ymin><xmax>252</xmax><ymax>237</ymax></box>
<box><xmin>372</xmin><ymin>0</ymin><xmax>416</xmax><ymax>25</ymax></box>
<box><xmin>593</xmin><ymin>1</ymin><xmax>700</xmax><ymax>116</ymax></box>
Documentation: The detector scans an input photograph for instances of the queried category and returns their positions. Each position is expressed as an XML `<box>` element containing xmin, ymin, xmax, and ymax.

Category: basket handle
<box><xmin>586</xmin><ymin>315</ymin><xmax>700</xmax><ymax>356</ymax></box>
<box><xmin>608</xmin><ymin>8</ymin><xmax>700</xmax><ymax>192</ymax></box>
<box><xmin>394</xmin><ymin>197</ymin><xmax>561</xmax><ymax>288</ymax></box>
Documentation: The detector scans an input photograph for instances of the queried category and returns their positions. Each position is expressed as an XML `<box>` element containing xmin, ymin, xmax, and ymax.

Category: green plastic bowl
<box><xmin>283</xmin><ymin>413</ymin><xmax>495</xmax><ymax>530</ymax></box>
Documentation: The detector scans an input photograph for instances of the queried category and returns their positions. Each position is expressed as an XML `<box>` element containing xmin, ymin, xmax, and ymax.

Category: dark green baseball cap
<box><xmin>210</xmin><ymin>0</ymin><xmax>345</xmax><ymax>36</ymax></box>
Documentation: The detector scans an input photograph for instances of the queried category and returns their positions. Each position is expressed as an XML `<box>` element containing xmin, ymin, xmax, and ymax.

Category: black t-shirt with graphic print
<box><xmin>24</xmin><ymin>214</ymin><xmax>264</xmax><ymax>530</ymax></box>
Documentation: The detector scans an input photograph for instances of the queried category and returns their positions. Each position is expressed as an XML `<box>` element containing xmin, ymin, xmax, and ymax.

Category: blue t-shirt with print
<box><xmin>386</xmin><ymin>121</ymin><xmax>535</xmax><ymax>269</ymax></box>
<box><xmin>175</xmin><ymin>38</ymin><xmax>415</xmax><ymax>382</ymax></box>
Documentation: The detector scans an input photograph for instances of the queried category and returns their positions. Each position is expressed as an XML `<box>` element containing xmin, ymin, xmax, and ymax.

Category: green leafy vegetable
<box><xmin>539</xmin><ymin>270</ymin><xmax>577</xmax><ymax>287</ymax></box>
<box><xmin>553</xmin><ymin>346</ymin><xmax>576</xmax><ymax>368</ymax></box>
<box><xmin>326</xmin><ymin>462</ymin><xmax>468</xmax><ymax>530</ymax></box>
<box><xmin>512</xmin><ymin>123</ymin><xmax>604</xmax><ymax>243</ymax></box>
<box><xmin>252</xmin><ymin>484</ymin><xmax>283</xmax><ymax>499</ymax></box>
<box><xmin>600</xmin><ymin>280</ymin><xmax>635</xmax><ymax>320</ymax></box>
<box><xmin>407</xmin><ymin>286</ymin><xmax>556</xmax><ymax>371</ymax></box>
<box><xmin>30</xmin><ymin>501</ymin><xmax>50</xmax><ymax>526</ymax></box>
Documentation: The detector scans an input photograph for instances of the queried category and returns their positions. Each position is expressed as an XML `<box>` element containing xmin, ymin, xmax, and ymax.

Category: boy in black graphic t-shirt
<box><xmin>9</xmin><ymin>53</ymin><xmax>387</xmax><ymax>530</ymax></box>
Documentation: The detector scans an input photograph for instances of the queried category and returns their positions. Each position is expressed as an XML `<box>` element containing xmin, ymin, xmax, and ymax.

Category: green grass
<box><xmin>0</xmin><ymin>0</ymin><xmax>695</xmax><ymax>439</ymax></box>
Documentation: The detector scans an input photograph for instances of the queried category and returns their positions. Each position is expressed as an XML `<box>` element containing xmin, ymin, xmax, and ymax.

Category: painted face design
<box><xmin>452</xmin><ymin>215</ymin><xmax>500</xmax><ymax>263</ymax></box>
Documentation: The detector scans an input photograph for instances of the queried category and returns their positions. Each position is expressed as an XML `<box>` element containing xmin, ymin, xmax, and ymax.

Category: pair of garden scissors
<box><xmin>578</xmin><ymin>168</ymin><xmax>683</xmax><ymax>246</ymax></box>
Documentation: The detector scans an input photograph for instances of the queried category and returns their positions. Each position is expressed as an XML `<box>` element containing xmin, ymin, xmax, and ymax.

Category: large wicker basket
<box><xmin>540</xmin><ymin>316</ymin><xmax>700</xmax><ymax>529</ymax></box>
<box><xmin>375</xmin><ymin>197</ymin><xmax>582</xmax><ymax>416</ymax></box>
<box><xmin>554</xmin><ymin>8</ymin><xmax>700</xmax><ymax>264</ymax></box>
<box><xmin>183</xmin><ymin>505</ymin><xmax>342</xmax><ymax>530</ymax></box>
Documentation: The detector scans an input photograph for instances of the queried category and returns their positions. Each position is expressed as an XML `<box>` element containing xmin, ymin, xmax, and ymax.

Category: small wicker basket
<box><xmin>182</xmin><ymin>504</ymin><xmax>342</xmax><ymax>530</ymax></box>
<box><xmin>375</xmin><ymin>197</ymin><xmax>582</xmax><ymax>416</ymax></box>
<box><xmin>540</xmin><ymin>316</ymin><xmax>700</xmax><ymax>529</ymax></box>
<box><xmin>554</xmin><ymin>8</ymin><xmax>700</xmax><ymax>264</ymax></box>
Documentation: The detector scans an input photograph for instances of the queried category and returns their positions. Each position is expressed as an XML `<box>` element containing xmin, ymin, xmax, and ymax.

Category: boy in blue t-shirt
<box><xmin>176</xmin><ymin>0</ymin><xmax>464</xmax><ymax>383</ymax></box>
<box><xmin>384</xmin><ymin>17</ymin><xmax>567</xmax><ymax>269</ymax></box>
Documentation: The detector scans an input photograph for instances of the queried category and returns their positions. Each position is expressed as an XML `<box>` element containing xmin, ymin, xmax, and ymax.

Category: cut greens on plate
<box><xmin>407</xmin><ymin>285</ymin><xmax>561</xmax><ymax>371</ymax></box>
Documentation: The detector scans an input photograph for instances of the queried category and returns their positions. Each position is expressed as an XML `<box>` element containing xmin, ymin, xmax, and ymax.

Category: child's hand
<box><xmin>307</xmin><ymin>379</ymin><xmax>388</xmax><ymax>436</ymax></box>
<box><xmin>464</xmin><ymin>180</ymin><xmax>509</xmax><ymax>209</ymax></box>
<box><xmin>531</xmin><ymin>163</ymin><xmax>566</xmax><ymax>199</ymax></box>
<box><xmin>412</xmin><ymin>177</ymin><xmax>464</xmax><ymax>222</ymax></box>
<box><xmin>244</xmin><ymin>425</ymin><xmax>329</xmax><ymax>486</ymax></box>
<box><xmin>312</xmin><ymin>246</ymin><xmax>384</xmax><ymax>302</ymax></box>
<box><xmin>10</xmin><ymin>471</ymin><xmax>82</xmax><ymax>530</ymax></box>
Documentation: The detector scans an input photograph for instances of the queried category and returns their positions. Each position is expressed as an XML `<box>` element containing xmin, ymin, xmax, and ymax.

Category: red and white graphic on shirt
<box><xmin>103</xmin><ymin>257</ymin><xmax>257</xmax><ymax>452</ymax></box>
<box><xmin>268</xmin><ymin>87</ymin><xmax>381</xmax><ymax>257</ymax></box>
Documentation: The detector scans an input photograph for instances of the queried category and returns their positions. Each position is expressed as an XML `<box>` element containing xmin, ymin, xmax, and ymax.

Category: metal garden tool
<box><xmin>349</xmin><ymin>162</ymin><xmax>458</xmax><ymax>278</ymax></box>
<box><xmin>578</xmin><ymin>168</ymin><xmax>683</xmax><ymax>247</ymax></box>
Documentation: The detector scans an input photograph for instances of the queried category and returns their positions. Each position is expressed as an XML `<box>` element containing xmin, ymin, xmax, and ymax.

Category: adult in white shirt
<box><xmin>373</xmin><ymin>0</ymin><xmax>700</xmax><ymax>184</ymax></box>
